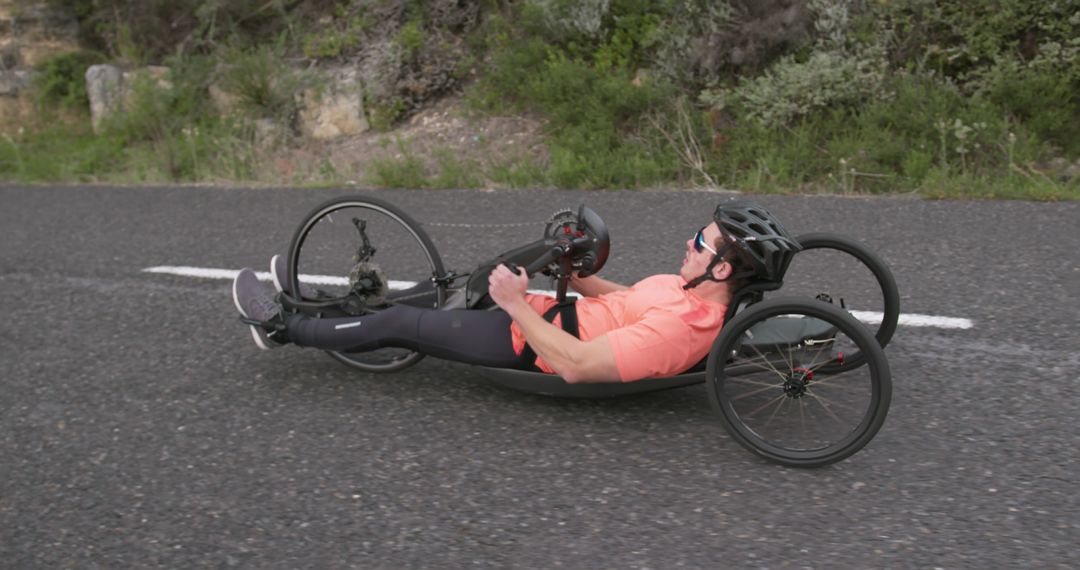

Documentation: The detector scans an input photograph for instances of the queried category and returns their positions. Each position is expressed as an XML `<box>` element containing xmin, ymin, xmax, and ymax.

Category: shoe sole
<box><xmin>272</xmin><ymin>253</ymin><xmax>321</xmax><ymax>299</ymax></box>
<box><xmin>270</xmin><ymin>254</ymin><xmax>287</xmax><ymax>295</ymax></box>
<box><xmin>233</xmin><ymin>269</ymin><xmax>273</xmax><ymax>351</ymax></box>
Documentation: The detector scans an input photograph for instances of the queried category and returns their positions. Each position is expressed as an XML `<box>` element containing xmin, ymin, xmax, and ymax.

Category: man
<box><xmin>232</xmin><ymin>203</ymin><xmax>800</xmax><ymax>383</ymax></box>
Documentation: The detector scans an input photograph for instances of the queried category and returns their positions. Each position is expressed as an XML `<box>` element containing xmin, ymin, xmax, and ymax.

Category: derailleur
<box><xmin>346</xmin><ymin>218</ymin><xmax>389</xmax><ymax>308</ymax></box>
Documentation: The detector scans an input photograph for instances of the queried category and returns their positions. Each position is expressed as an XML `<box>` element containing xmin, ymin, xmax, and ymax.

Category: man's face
<box><xmin>680</xmin><ymin>222</ymin><xmax>723</xmax><ymax>281</ymax></box>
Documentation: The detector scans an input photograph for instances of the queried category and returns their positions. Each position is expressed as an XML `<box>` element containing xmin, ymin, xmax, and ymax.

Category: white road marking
<box><xmin>143</xmin><ymin>265</ymin><xmax>975</xmax><ymax>330</ymax></box>
<box><xmin>849</xmin><ymin>310</ymin><xmax>972</xmax><ymax>330</ymax></box>
<box><xmin>141</xmin><ymin>265</ymin><xmax>415</xmax><ymax>290</ymax></box>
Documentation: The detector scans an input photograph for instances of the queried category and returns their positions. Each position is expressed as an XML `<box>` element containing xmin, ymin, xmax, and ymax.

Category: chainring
<box><xmin>544</xmin><ymin>209</ymin><xmax>577</xmax><ymax>237</ymax></box>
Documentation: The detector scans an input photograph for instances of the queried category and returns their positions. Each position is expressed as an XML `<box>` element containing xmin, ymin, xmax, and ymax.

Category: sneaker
<box><xmin>270</xmin><ymin>254</ymin><xmax>321</xmax><ymax>299</ymax></box>
<box><xmin>232</xmin><ymin>268</ymin><xmax>288</xmax><ymax>350</ymax></box>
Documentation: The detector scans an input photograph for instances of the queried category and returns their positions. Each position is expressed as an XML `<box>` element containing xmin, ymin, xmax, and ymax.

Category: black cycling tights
<box><xmin>285</xmin><ymin>306</ymin><xmax>529</xmax><ymax>369</ymax></box>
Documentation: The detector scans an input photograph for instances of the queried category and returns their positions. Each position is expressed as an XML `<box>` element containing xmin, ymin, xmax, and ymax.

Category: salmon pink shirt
<box><xmin>509</xmin><ymin>274</ymin><xmax>727</xmax><ymax>382</ymax></box>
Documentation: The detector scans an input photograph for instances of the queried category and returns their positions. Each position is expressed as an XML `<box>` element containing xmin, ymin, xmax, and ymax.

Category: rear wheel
<box><xmin>286</xmin><ymin>195</ymin><xmax>447</xmax><ymax>373</ymax></box>
<box><xmin>783</xmin><ymin>232</ymin><xmax>900</xmax><ymax>372</ymax></box>
<box><xmin>706</xmin><ymin>297</ymin><xmax>892</xmax><ymax>468</ymax></box>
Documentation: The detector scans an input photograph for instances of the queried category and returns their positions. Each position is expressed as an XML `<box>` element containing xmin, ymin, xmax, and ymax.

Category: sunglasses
<box><xmin>693</xmin><ymin>226</ymin><xmax>718</xmax><ymax>255</ymax></box>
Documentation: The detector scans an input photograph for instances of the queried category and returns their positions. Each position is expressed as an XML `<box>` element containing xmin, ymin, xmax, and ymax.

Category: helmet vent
<box><xmin>712</xmin><ymin>202</ymin><xmax>802</xmax><ymax>284</ymax></box>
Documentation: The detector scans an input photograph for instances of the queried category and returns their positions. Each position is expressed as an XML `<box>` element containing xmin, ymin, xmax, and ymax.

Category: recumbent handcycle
<box><xmin>276</xmin><ymin>195</ymin><xmax>899</xmax><ymax>468</ymax></box>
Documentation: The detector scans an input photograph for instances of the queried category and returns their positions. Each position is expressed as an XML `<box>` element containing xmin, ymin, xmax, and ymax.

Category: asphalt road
<box><xmin>2</xmin><ymin>185</ymin><xmax>1077</xmax><ymax>569</ymax></box>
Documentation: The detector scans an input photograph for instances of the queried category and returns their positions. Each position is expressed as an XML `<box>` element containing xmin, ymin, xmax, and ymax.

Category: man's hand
<box><xmin>488</xmin><ymin>263</ymin><xmax>529</xmax><ymax>311</ymax></box>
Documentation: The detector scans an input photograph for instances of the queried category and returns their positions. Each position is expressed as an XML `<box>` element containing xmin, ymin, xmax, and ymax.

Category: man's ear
<box><xmin>711</xmin><ymin>260</ymin><xmax>733</xmax><ymax>281</ymax></box>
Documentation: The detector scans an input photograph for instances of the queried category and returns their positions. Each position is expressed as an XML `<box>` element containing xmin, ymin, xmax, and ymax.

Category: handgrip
<box><xmin>499</xmin><ymin>241</ymin><xmax>572</xmax><ymax>278</ymax></box>
<box><xmin>525</xmin><ymin>243</ymin><xmax>570</xmax><ymax>275</ymax></box>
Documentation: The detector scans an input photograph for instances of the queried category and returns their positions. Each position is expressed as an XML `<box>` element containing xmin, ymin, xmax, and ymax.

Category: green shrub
<box><xmin>367</xmin><ymin>138</ymin><xmax>430</xmax><ymax>188</ymax></box>
<box><xmin>486</xmin><ymin>156</ymin><xmax>547</xmax><ymax>188</ymax></box>
<box><xmin>75</xmin><ymin>56</ymin><xmax>263</xmax><ymax>182</ymax></box>
<box><xmin>867</xmin><ymin>0</ymin><xmax>1079</xmax><ymax>80</ymax></box>
<box><xmin>432</xmin><ymin>149</ymin><xmax>483</xmax><ymax>189</ymax></box>
<box><xmin>396</xmin><ymin>19</ymin><xmax>425</xmax><ymax>59</ymax></box>
<box><xmin>301</xmin><ymin>5</ymin><xmax>371</xmax><ymax>59</ymax></box>
<box><xmin>983</xmin><ymin>60</ymin><xmax>1080</xmax><ymax>156</ymax></box>
<box><xmin>112</xmin><ymin>72</ymin><xmax>253</xmax><ymax>181</ymax></box>
<box><xmin>32</xmin><ymin>51</ymin><xmax>107</xmax><ymax>111</ymax></box>
<box><xmin>703</xmin><ymin>48</ymin><xmax>887</xmax><ymax>128</ymax></box>
<box><xmin>216</xmin><ymin>44</ymin><xmax>307</xmax><ymax>122</ymax></box>
<box><xmin>704</xmin><ymin>70</ymin><xmax>1066</xmax><ymax>194</ymax></box>
<box><xmin>472</xmin><ymin>27</ymin><xmax>679</xmax><ymax>188</ymax></box>
<box><xmin>367</xmin><ymin>97</ymin><xmax>408</xmax><ymax>132</ymax></box>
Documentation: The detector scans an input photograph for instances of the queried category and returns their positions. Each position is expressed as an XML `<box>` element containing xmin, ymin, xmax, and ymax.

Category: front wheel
<box><xmin>286</xmin><ymin>195</ymin><xmax>447</xmax><ymax>373</ymax></box>
<box><xmin>706</xmin><ymin>297</ymin><xmax>892</xmax><ymax>468</ymax></box>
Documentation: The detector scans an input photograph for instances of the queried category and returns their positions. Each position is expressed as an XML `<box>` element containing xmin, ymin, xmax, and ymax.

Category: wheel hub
<box><xmin>783</xmin><ymin>367</ymin><xmax>814</xmax><ymax>398</ymax></box>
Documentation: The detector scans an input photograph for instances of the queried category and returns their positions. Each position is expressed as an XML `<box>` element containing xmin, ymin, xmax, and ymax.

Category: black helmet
<box><xmin>684</xmin><ymin>202</ymin><xmax>802</xmax><ymax>289</ymax></box>
<box><xmin>715</xmin><ymin>203</ymin><xmax>802</xmax><ymax>282</ymax></box>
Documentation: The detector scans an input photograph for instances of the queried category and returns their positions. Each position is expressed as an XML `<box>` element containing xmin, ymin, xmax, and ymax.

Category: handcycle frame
<box><xmin>280</xmin><ymin>195</ymin><xmax>896</xmax><ymax>467</ymax></box>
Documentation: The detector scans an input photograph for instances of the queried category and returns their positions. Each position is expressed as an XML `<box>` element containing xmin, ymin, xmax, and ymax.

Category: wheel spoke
<box><xmin>728</xmin><ymin>382</ymin><xmax>782</xmax><ymax>402</ymax></box>
<box><xmin>805</xmin><ymin>372</ymin><xmax>865</xmax><ymax>389</ymax></box>
<box><xmin>776</xmin><ymin>339</ymin><xmax>796</xmax><ymax>371</ymax></box>
<box><xmin>745</xmin><ymin>392</ymin><xmax>788</xmax><ymax>418</ymax></box>
<box><xmin>727</xmin><ymin>376</ymin><xmax>784</xmax><ymax>390</ymax></box>
<box><xmin>805</xmin><ymin>389</ymin><xmax>845</xmax><ymax>423</ymax></box>
<box><xmin>800</xmin><ymin>340</ymin><xmax>835</xmax><ymax>372</ymax></box>
<box><xmin>746</xmin><ymin>341</ymin><xmax>790</xmax><ymax>381</ymax></box>
<box><xmin>732</xmin><ymin>354</ymin><xmax>791</xmax><ymax>377</ymax></box>
<box><xmin>763</xmin><ymin>394</ymin><xmax>789</xmax><ymax>429</ymax></box>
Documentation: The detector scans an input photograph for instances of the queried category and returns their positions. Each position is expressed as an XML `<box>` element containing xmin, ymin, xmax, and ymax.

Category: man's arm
<box><xmin>569</xmin><ymin>274</ymin><xmax>628</xmax><ymax>298</ymax></box>
<box><xmin>490</xmin><ymin>265</ymin><xmax>621</xmax><ymax>383</ymax></box>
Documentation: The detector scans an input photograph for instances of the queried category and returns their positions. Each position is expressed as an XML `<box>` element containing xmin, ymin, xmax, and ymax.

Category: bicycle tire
<box><xmin>286</xmin><ymin>195</ymin><xmax>447</xmax><ymax>373</ymax></box>
<box><xmin>706</xmin><ymin>297</ymin><xmax>892</xmax><ymax>468</ymax></box>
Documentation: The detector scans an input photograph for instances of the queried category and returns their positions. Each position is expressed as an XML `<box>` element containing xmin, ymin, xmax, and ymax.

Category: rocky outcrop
<box><xmin>0</xmin><ymin>0</ymin><xmax>79</xmax><ymax>131</ymax></box>
<box><xmin>296</xmin><ymin>67</ymin><xmax>368</xmax><ymax>140</ymax></box>
<box><xmin>0</xmin><ymin>68</ymin><xmax>31</xmax><ymax>130</ymax></box>
<box><xmin>85</xmin><ymin>64</ymin><xmax>123</xmax><ymax>132</ymax></box>
<box><xmin>87</xmin><ymin>62</ymin><xmax>370</xmax><ymax>141</ymax></box>
<box><xmin>0</xmin><ymin>0</ymin><xmax>79</xmax><ymax>70</ymax></box>
<box><xmin>0</xmin><ymin>68</ymin><xmax>28</xmax><ymax>94</ymax></box>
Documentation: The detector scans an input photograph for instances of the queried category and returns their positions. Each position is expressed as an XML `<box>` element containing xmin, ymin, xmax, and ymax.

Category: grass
<box><xmin>0</xmin><ymin>124</ymin><xmax>124</xmax><ymax>183</ymax></box>
<box><xmin>5</xmin><ymin>112</ymin><xmax>1076</xmax><ymax>200</ymax></box>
